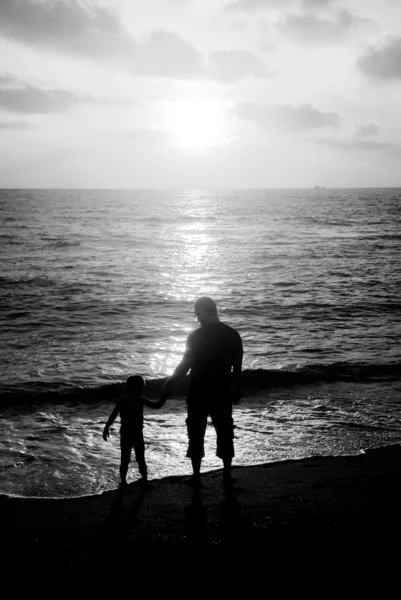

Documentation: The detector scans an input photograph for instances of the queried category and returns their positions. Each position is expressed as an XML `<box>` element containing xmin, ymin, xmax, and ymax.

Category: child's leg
<box><xmin>137</xmin><ymin>459</ymin><xmax>148</xmax><ymax>481</ymax></box>
<box><xmin>120</xmin><ymin>438</ymin><xmax>132</xmax><ymax>485</ymax></box>
<box><xmin>133</xmin><ymin>433</ymin><xmax>147</xmax><ymax>481</ymax></box>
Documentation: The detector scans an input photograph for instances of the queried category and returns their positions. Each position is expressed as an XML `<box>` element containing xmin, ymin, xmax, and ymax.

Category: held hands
<box><xmin>155</xmin><ymin>397</ymin><xmax>167</xmax><ymax>408</ymax></box>
<box><xmin>102</xmin><ymin>427</ymin><xmax>110</xmax><ymax>441</ymax></box>
<box><xmin>160</xmin><ymin>381</ymin><xmax>172</xmax><ymax>404</ymax></box>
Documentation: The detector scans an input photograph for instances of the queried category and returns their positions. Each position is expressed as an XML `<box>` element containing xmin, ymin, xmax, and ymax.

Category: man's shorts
<box><xmin>185</xmin><ymin>399</ymin><xmax>234</xmax><ymax>461</ymax></box>
<box><xmin>120</xmin><ymin>430</ymin><xmax>145</xmax><ymax>465</ymax></box>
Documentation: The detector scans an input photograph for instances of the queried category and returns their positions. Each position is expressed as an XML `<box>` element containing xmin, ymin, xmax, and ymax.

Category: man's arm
<box><xmin>231</xmin><ymin>350</ymin><xmax>243</xmax><ymax>406</ymax></box>
<box><xmin>160</xmin><ymin>354</ymin><xmax>192</xmax><ymax>402</ymax></box>
<box><xmin>102</xmin><ymin>404</ymin><xmax>119</xmax><ymax>441</ymax></box>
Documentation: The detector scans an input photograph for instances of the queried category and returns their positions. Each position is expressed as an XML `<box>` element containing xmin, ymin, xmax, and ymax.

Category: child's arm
<box><xmin>141</xmin><ymin>395</ymin><xmax>166</xmax><ymax>409</ymax></box>
<box><xmin>102</xmin><ymin>404</ymin><xmax>120</xmax><ymax>440</ymax></box>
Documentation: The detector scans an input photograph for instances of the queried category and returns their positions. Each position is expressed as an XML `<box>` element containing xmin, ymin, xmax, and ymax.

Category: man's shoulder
<box><xmin>188</xmin><ymin>322</ymin><xmax>242</xmax><ymax>343</ymax></box>
<box><xmin>219</xmin><ymin>321</ymin><xmax>240</xmax><ymax>333</ymax></box>
<box><xmin>219</xmin><ymin>321</ymin><xmax>242</xmax><ymax>339</ymax></box>
<box><xmin>186</xmin><ymin>329</ymin><xmax>199</xmax><ymax>346</ymax></box>
<box><xmin>207</xmin><ymin>321</ymin><xmax>243</xmax><ymax>347</ymax></box>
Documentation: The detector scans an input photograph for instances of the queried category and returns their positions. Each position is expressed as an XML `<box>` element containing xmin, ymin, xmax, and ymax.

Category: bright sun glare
<box><xmin>167</xmin><ymin>99</ymin><xmax>226</xmax><ymax>149</ymax></box>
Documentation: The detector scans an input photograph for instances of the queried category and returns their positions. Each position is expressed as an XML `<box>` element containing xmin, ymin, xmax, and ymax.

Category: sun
<box><xmin>166</xmin><ymin>99</ymin><xmax>226</xmax><ymax>149</ymax></box>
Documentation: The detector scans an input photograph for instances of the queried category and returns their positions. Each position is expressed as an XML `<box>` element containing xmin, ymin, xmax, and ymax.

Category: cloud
<box><xmin>318</xmin><ymin>137</ymin><xmax>398</xmax><ymax>151</ymax></box>
<box><xmin>0</xmin><ymin>119</ymin><xmax>36</xmax><ymax>130</ymax></box>
<box><xmin>132</xmin><ymin>32</ymin><xmax>269</xmax><ymax>82</ymax></box>
<box><xmin>0</xmin><ymin>0</ymin><xmax>268</xmax><ymax>83</ymax></box>
<box><xmin>278</xmin><ymin>10</ymin><xmax>366</xmax><ymax>44</ymax></box>
<box><xmin>231</xmin><ymin>102</ymin><xmax>341</xmax><ymax>132</ymax></box>
<box><xmin>355</xmin><ymin>123</ymin><xmax>380</xmax><ymax>137</ymax></box>
<box><xmin>132</xmin><ymin>30</ymin><xmax>203</xmax><ymax>78</ymax></box>
<box><xmin>0</xmin><ymin>75</ymin><xmax>81</xmax><ymax>113</ymax></box>
<box><xmin>207</xmin><ymin>50</ymin><xmax>271</xmax><ymax>83</ymax></box>
<box><xmin>0</xmin><ymin>1</ymin><xmax>202</xmax><ymax>78</ymax></box>
<box><xmin>225</xmin><ymin>0</ymin><xmax>339</xmax><ymax>11</ymax></box>
<box><xmin>226</xmin><ymin>0</ymin><xmax>293</xmax><ymax>11</ymax></box>
<box><xmin>358</xmin><ymin>36</ymin><xmax>401</xmax><ymax>80</ymax></box>
<box><xmin>0</xmin><ymin>0</ymin><xmax>134</xmax><ymax>59</ymax></box>
<box><xmin>303</xmin><ymin>0</ymin><xmax>339</xmax><ymax>7</ymax></box>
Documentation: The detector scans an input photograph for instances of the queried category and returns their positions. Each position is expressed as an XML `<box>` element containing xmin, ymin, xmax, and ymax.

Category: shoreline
<box><xmin>0</xmin><ymin>443</ymin><xmax>392</xmax><ymax>502</ymax></box>
<box><xmin>2</xmin><ymin>444</ymin><xmax>401</xmax><ymax>582</ymax></box>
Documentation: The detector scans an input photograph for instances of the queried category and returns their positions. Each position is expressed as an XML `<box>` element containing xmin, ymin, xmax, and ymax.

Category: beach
<box><xmin>2</xmin><ymin>444</ymin><xmax>400</xmax><ymax>587</ymax></box>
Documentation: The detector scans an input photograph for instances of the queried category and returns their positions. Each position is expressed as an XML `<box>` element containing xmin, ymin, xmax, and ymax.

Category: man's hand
<box><xmin>102</xmin><ymin>427</ymin><xmax>110</xmax><ymax>441</ymax></box>
<box><xmin>230</xmin><ymin>386</ymin><xmax>241</xmax><ymax>406</ymax></box>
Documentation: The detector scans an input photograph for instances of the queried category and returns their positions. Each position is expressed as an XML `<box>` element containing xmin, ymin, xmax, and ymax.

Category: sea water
<box><xmin>1</xmin><ymin>188</ymin><xmax>400</xmax><ymax>497</ymax></box>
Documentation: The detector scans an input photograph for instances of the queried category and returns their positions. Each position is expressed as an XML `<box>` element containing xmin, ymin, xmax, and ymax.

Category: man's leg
<box><xmin>211</xmin><ymin>407</ymin><xmax>234</xmax><ymax>481</ymax></box>
<box><xmin>186</xmin><ymin>405</ymin><xmax>207</xmax><ymax>485</ymax></box>
<box><xmin>191</xmin><ymin>458</ymin><xmax>201</xmax><ymax>477</ymax></box>
<box><xmin>223</xmin><ymin>457</ymin><xmax>232</xmax><ymax>478</ymax></box>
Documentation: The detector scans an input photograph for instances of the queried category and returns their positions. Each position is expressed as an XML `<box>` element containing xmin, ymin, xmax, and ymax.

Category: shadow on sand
<box><xmin>97</xmin><ymin>483</ymin><xmax>147</xmax><ymax>540</ymax></box>
<box><xmin>184</xmin><ymin>478</ymin><xmax>244</xmax><ymax>559</ymax></box>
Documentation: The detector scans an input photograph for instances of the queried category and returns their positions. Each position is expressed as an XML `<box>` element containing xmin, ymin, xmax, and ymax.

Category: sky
<box><xmin>1</xmin><ymin>0</ymin><xmax>401</xmax><ymax>188</ymax></box>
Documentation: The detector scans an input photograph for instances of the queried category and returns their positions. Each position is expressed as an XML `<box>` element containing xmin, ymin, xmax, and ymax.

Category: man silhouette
<box><xmin>161</xmin><ymin>297</ymin><xmax>243</xmax><ymax>487</ymax></box>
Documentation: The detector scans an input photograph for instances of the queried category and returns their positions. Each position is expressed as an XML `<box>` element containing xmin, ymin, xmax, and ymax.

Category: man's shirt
<box><xmin>184</xmin><ymin>322</ymin><xmax>243</xmax><ymax>398</ymax></box>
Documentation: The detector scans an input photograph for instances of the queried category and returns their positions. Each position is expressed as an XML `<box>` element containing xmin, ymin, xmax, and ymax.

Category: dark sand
<box><xmin>1</xmin><ymin>445</ymin><xmax>400</xmax><ymax>588</ymax></box>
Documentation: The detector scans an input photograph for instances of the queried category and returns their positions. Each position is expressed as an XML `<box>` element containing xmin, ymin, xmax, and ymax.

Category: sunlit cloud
<box><xmin>0</xmin><ymin>74</ymin><xmax>81</xmax><ymax>113</ymax></box>
<box><xmin>358</xmin><ymin>36</ymin><xmax>401</xmax><ymax>80</ymax></box>
<box><xmin>131</xmin><ymin>31</ymin><xmax>270</xmax><ymax>82</ymax></box>
<box><xmin>231</xmin><ymin>102</ymin><xmax>341</xmax><ymax>133</ymax></box>
<box><xmin>206</xmin><ymin>50</ymin><xmax>271</xmax><ymax>83</ymax></box>
<box><xmin>132</xmin><ymin>29</ymin><xmax>203</xmax><ymax>78</ymax></box>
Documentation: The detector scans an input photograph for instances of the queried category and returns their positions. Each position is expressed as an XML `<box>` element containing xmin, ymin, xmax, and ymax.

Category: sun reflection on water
<box><xmin>147</xmin><ymin>190</ymin><xmax>226</xmax><ymax>373</ymax></box>
<box><xmin>164</xmin><ymin>191</ymin><xmax>222</xmax><ymax>302</ymax></box>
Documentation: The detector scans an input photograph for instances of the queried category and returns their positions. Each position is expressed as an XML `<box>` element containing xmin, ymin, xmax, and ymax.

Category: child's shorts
<box><xmin>120</xmin><ymin>430</ymin><xmax>145</xmax><ymax>464</ymax></box>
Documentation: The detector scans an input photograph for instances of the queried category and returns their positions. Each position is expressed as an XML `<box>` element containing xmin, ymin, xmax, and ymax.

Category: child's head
<box><xmin>126</xmin><ymin>375</ymin><xmax>145</xmax><ymax>394</ymax></box>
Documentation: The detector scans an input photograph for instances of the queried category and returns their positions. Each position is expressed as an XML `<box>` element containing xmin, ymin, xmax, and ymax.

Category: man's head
<box><xmin>194</xmin><ymin>296</ymin><xmax>219</xmax><ymax>325</ymax></box>
<box><xmin>126</xmin><ymin>375</ymin><xmax>145</xmax><ymax>394</ymax></box>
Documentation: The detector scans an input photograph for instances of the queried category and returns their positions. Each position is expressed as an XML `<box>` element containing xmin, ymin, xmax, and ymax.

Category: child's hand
<box><xmin>102</xmin><ymin>428</ymin><xmax>110</xmax><ymax>441</ymax></box>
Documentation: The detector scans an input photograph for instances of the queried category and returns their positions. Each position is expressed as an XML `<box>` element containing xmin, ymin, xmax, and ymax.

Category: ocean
<box><xmin>1</xmin><ymin>188</ymin><xmax>400</xmax><ymax>498</ymax></box>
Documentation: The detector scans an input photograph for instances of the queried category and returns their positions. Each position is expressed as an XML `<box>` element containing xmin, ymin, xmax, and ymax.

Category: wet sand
<box><xmin>1</xmin><ymin>445</ymin><xmax>400</xmax><ymax>588</ymax></box>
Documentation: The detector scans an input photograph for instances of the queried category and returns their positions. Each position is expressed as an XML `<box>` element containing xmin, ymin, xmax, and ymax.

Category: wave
<box><xmin>1</xmin><ymin>362</ymin><xmax>400</xmax><ymax>408</ymax></box>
